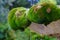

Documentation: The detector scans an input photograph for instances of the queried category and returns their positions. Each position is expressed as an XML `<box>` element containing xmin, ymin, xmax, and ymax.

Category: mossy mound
<box><xmin>8</xmin><ymin>7</ymin><xmax>31</xmax><ymax>30</ymax></box>
<box><xmin>27</xmin><ymin>3</ymin><xmax>60</xmax><ymax>25</ymax></box>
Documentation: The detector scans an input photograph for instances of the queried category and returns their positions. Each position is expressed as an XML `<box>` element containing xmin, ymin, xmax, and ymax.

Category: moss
<box><xmin>27</xmin><ymin>3</ymin><xmax>60</xmax><ymax>25</ymax></box>
<box><xmin>8</xmin><ymin>7</ymin><xmax>31</xmax><ymax>30</ymax></box>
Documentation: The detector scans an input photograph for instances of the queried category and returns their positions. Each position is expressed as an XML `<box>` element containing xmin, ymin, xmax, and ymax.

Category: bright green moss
<box><xmin>8</xmin><ymin>8</ymin><xmax>17</xmax><ymax>30</ymax></box>
<box><xmin>8</xmin><ymin>7</ymin><xmax>31</xmax><ymax>30</ymax></box>
<box><xmin>27</xmin><ymin>3</ymin><xmax>60</xmax><ymax>25</ymax></box>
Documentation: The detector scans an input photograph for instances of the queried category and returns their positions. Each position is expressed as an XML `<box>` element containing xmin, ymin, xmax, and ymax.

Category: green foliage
<box><xmin>15</xmin><ymin>30</ymin><xmax>29</xmax><ymax>40</ymax></box>
<box><xmin>9</xmin><ymin>0</ymin><xmax>31</xmax><ymax>9</ymax></box>
<box><xmin>57</xmin><ymin>0</ymin><xmax>60</xmax><ymax>5</ymax></box>
<box><xmin>16</xmin><ymin>0</ymin><xmax>29</xmax><ymax>6</ymax></box>
<box><xmin>0</xmin><ymin>23</ymin><xmax>10</xmax><ymax>40</ymax></box>
<box><xmin>0</xmin><ymin>24</ymin><xmax>29</xmax><ymax>40</ymax></box>
<box><xmin>0</xmin><ymin>24</ymin><xmax>57</xmax><ymax>40</ymax></box>
<box><xmin>0</xmin><ymin>0</ymin><xmax>15</xmax><ymax>24</ymax></box>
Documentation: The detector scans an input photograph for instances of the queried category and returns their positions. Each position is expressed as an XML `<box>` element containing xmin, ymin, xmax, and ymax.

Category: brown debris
<box><xmin>33</xmin><ymin>4</ymin><xmax>42</xmax><ymax>13</ymax></box>
<box><xmin>15</xmin><ymin>10</ymin><xmax>23</xmax><ymax>18</ymax></box>
<box><xmin>46</xmin><ymin>8</ymin><xmax>51</xmax><ymax>13</ymax></box>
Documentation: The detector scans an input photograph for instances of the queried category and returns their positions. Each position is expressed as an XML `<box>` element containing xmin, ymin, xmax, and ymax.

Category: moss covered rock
<box><xmin>8</xmin><ymin>7</ymin><xmax>31</xmax><ymax>30</ymax></box>
<box><xmin>27</xmin><ymin>3</ymin><xmax>60</xmax><ymax>25</ymax></box>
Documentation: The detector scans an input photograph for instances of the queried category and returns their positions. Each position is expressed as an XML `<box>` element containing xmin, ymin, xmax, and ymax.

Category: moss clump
<box><xmin>27</xmin><ymin>3</ymin><xmax>60</xmax><ymax>25</ymax></box>
<box><xmin>8</xmin><ymin>7</ymin><xmax>31</xmax><ymax>30</ymax></box>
